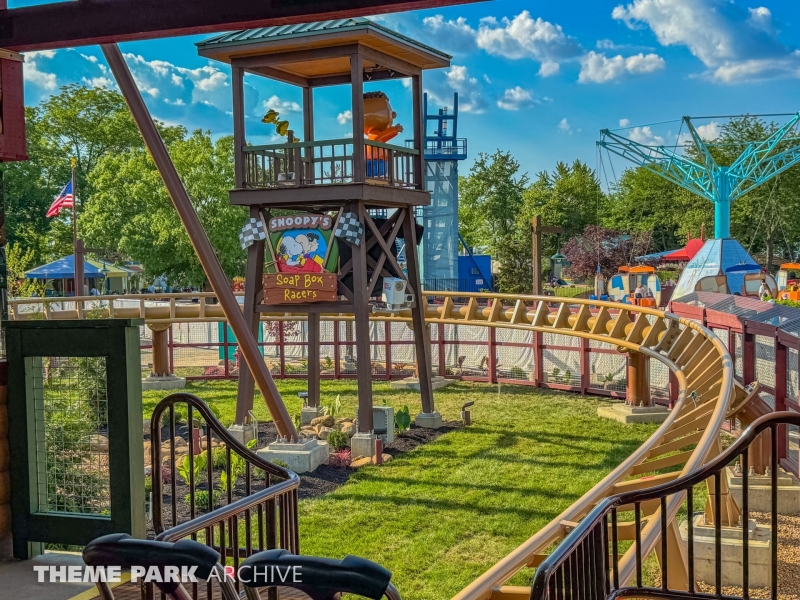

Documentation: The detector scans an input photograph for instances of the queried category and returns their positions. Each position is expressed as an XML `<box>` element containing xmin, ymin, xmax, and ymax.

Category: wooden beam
<box><xmin>350</xmin><ymin>53</ymin><xmax>365</xmax><ymax>182</ymax></box>
<box><xmin>243</xmin><ymin>65</ymin><xmax>310</xmax><ymax>88</ymax></box>
<box><xmin>359</xmin><ymin>45</ymin><xmax>421</xmax><ymax>77</ymax></box>
<box><xmin>232</xmin><ymin>45</ymin><xmax>360</xmax><ymax>68</ymax></box>
<box><xmin>0</xmin><ymin>0</ymin><xmax>481</xmax><ymax>52</ymax></box>
<box><xmin>310</xmin><ymin>69</ymin><xmax>408</xmax><ymax>88</ymax></box>
<box><xmin>412</xmin><ymin>73</ymin><xmax>424</xmax><ymax>189</ymax></box>
<box><xmin>231</xmin><ymin>65</ymin><xmax>246</xmax><ymax>188</ymax></box>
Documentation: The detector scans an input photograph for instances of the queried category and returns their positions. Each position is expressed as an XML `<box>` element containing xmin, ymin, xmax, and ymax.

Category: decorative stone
<box><xmin>310</xmin><ymin>415</ymin><xmax>335</xmax><ymax>428</ymax></box>
<box><xmin>340</xmin><ymin>422</ymin><xmax>356</xmax><ymax>438</ymax></box>
<box><xmin>317</xmin><ymin>427</ymin><xmax>334</xmax><ymax>440</ymax></box>
<box><xmin>351</xmin><ymin>454</ymin><xmax>392</xmax><ymax>468</ymax></box>
<box><xmin>88</xmin><ymin>434</ymin><xmax>109</xmax><ymax>452</ymax></box>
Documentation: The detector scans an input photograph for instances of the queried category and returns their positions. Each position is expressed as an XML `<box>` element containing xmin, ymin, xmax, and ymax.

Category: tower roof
<box><xmin>198</xmin><ymin>17</ymin><xmax>449</xmax><ymax>68</ymax></box>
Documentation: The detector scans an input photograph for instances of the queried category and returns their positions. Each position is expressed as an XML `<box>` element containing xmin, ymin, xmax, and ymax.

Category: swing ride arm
<box><xmin>728</xmin><ymin>126</ymin><xmax>800</xmax><ymax>201</ymax></box>
<box><xmin>728</xmin><ymin>112</ymin><xmax>800</xmax><ymax>190</ymax></box>
<box><xmin>598</xmin><ymin>129</ymin><xmax>715</xmax><ymax>201</ymax></box>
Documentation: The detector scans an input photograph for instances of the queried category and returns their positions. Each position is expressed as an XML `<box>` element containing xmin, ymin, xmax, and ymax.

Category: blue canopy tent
<box><xmin>24</xmin><ymin>254</ymin><xmax>105</xmax><ymax>296</ymax></box>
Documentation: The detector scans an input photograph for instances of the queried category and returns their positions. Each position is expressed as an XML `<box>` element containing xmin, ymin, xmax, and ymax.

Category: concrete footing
<box><xmin>141</xmin><ymin>374</ymin><xmax>186</xmax><ymax>391</ymax></box>
<box><xmin>228</xmin><ymin>423</ymin><xmax>258</xmax><ymax>446</ymax></box>
<box><xmin>350</xmin><ymin>432</ymin><xmax>378</xmax><ymax>459</ymax></box>
<box><xmin>257</xmin><ymin>438</ymin><xmax>328</xmax><ymax>473</ymax></box>
<box><xmin>680</xmin><ymin>513</ymin><xmax>772</xmax><ymax>588</ymax></box>
<box><xmin>727</xmin><ymin>466</ymin><xmax>800</xmax><ymax>514</ymax></box>
<box><xmin>415</xmin><ymin>411</ymin><xmax>443</xmax><ymax>429</ymax></box>
<box><xmin>390</xmin><ymin>376</ymin><xmax>453</xmax><ymax>391</ymax></box>
<box><xmin>301</xmin><ymin>406</ymin><xmax>325</xmax><ymax>426</ymax></box>
<box><xmin>597</xmin><ymin>403</ymin><xmax>670</xmax><ymax>424</ymax></box>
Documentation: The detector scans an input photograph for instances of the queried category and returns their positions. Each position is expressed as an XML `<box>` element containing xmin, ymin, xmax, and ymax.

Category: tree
<box><xmin>6</xmin><ymin>243</ymin><xmax>45</xmax><ymax>297</ymax></box>
<box><xmin>459</xmin><ymin>151</ymin><xmax>530</xmax><ymax>293</ymax></box>
<box><xmin>81</xmin><ymin>130</ymin><xmax>247</xmax><ymax>286</ymax></box>
<box><xmin>563</xmin><ymin>225</ymin><xmax>653</xmax><ymax>280</ymax></box>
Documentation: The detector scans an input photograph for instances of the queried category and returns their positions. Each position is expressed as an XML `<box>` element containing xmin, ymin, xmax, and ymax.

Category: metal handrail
<box><xmin>530</xmin><ymin>411</ymin><xmax>799</xmax><ymax>600</ymax></box>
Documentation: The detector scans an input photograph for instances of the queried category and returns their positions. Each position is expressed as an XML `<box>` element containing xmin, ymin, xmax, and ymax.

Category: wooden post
<box><xmin>231</xmin><ymin>65</ymin><xmax>245</xmax><ymax>188</ymax></box>
<box><xmin>303</xmin><ymin>86</ymin><xmax>314</xmax><ymax>141</ymax></box>
<box><xmin>235</xmin><ymin>206</ymin><xmax>265</xmax><ymax>424</ymax></box>
<box><xmin>626</xmin><ymin>351</ymin><xmax>650</xmax><ymax>406</ymax></box>
<box><xmin>350</xmin><ymin>53</ymin><xmax>364</xmax><ymax>182</ymax></box>
<box><xmin>743</xmin><ymin>330</ymin><xmax>756</xmax><ymax>384</ymax></box>
<box><xmin>412</xmin><ymin>73</ymin><xmax>424</xmax><ymax>189</ymax></box>
<box><xmin>403</xmin><ymin>209</ymin><xmax>435</xmax><ymax>413</ymax></box>
<box><xmin>532</xmin><ymin>215</ymin><xmax>542</xmax><ymax>296</ymax></box>
<box><xmin>352</xmin><ymin>202</ymin><xmax>374</xmax><ymax>432</ymax></box>
<box><xmin>308</xmin><ymin>313</ymin><xmax>320</xmax><ymax>408</ymax></box>
<box><xmin>102</xmin><ymin>43</ymin><xmax>297</xmax><ymax>438</ymax></box>
<box><xmin>149</xmin><ymin>324</ymin><xmax>172</xmax><ymax>377</ymax></box>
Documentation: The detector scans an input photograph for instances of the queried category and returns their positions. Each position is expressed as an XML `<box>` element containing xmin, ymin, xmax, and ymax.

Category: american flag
<box><xmin>46</xmin><ymin>181</ymin><xmax>74</xmax><ymax>218</ymax></box>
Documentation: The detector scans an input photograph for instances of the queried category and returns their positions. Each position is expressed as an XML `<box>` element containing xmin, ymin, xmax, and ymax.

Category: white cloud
<box><xmin>265</xmin><ymin>95</ymin><xmax>301</xmax><ymax>113</ymax></box>
<box><xmin>82</xmin><ymin>76</ymin><xmax>115</xmax><ymax>89</ymax></box>
<box><xmin>558</xmin><ymin>118</ymin><xmax>572</xmax><ymax>133</ymax></box>
<box><xmin>619</xmin><ymin>118</ymin><xmax>631</xmax><ymax>127</ymax></box>
<box><xmin>477</xmin><ymin>12</ymin><xmax>582</xmax><ymax>61</ymax></box>
<box><xmin>123</xmin><ymin>54</ymin><xmax>230</xmax><ymax>107</ymax></box>
<box><xmin>497</xmin><ymin>86</ymin><xmax>535</xmax><ymax>110</ymax></box>
<box><xmin>678</xmin><ymin>121</ymin><xmax>721</xmax><ymax>145</ymax></box>
<box><xmin>26</xmin><ymin>50</ymin><xmax>56</xmax><ymax>59</ymax></box>
<box><xmin>80</xmin><ymin>53</ymin><xmax>98</xmax><ymax>64</ymax></box>
<box><xmin>337</xmin><ymin>110</ymin><xmax>352</xmax><ymax>125</ymax></box>
<box><xmin>578</xmin><ymin>51</ymin><xmax>664</xmax><ymax>83</ymax></box>
<box><xmin>24</xmin><ymin>59</ymin><xmax>57</xmax><ymax>90</ymax></box>
<box><xmin>539</xmin><ymin>60</ymin><xmax>560</xmax><ymax>77</ymax></box>
<box><xmin>612</xmin><ymin>0</ymin><xmax>800</xmax><ymax>82</ymax></box>
<box><xmin>426</xmin><ymin>65</ymin><xmax>488</xmax><ymax>113</ymax></box>
<box><xmin>628</xmin><ymin>126</ymin><xmax>664</xmax><ymax>145</ymax></box>
<box><xmin>422</xmin><ymin>15</ymin><xmax>477</xmax><ymax>52</ymax></box>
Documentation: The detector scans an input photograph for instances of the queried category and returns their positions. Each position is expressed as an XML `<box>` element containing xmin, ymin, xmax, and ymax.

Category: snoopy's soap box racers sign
<box><xmin>263</xmin><ymin>212</ymin><xmax>340</xmax><ymax>304</ymax></box>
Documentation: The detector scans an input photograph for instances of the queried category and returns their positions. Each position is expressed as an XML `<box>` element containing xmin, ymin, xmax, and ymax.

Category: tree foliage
<box><xmin>81</xmin><ymin>131</ymin><xmax>247</xmax><ymax>286</ymax></box>
<box><xmin>562</xmin><ymin>225</ymin><xmax>653</xmax><ymax>280</ymax></box>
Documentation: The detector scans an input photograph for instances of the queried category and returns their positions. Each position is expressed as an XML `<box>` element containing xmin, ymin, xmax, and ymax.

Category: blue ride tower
<box><xmin>418</xmin><ymin>93</ymin><xmax>467</xmax><ymax>288</ymax></box>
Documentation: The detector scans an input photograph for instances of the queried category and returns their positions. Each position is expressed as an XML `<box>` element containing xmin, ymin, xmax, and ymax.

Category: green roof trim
<box><xmin>196</xmin><ymin>17</ymin><xmax>451</xmax><ymax>62</ymax></box>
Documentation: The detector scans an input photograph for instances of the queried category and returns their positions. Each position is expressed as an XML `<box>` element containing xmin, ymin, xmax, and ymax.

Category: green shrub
<box><xmin>322</xmin><ymin>395</ymin><xmax>342</xmax><ymax>418</ymax></box>
<box><xmin>188</xmin><ymin>490</ymin><xmax>221</xmax><ymax>512</ymax></box>
<box><xmin>211</xmin><ymin>446</ymin><xmax>228</xmax><ymax>469</ymax></box>
<box><xmin>144</xmin><ymin>476</ymin><xmax>153</xmax><ymax>496</ymax></box>
<box><xmin>272</xmin><ymin>459</ymin><xmax>289</xmax><ymax>469</ymax></box>
<box><xmin>327</xmin><ymin>430</ymin><xmax>349</xmax><ymax>451</ymax></box>
<box><xmin>176</xmin><ymin>453</ymin><xmax>207</xmax><ymax>486</ymax></box>
<box><xmin>395</xmin><ymin>405</ymin><xmax>411</xmax><ymax>433</ymax></box>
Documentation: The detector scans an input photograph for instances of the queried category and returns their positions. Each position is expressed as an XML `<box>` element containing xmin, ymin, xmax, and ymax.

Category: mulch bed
<box><xmin>147</xmin><ymin>420</ymin><xmax>463</xmax><ymax>538</ymax></box>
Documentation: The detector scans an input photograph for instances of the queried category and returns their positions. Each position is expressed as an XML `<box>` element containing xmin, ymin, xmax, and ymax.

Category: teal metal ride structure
<box><xmin>598</xmin><ymin>113</ymin><xmax>800</xmax><ymax>299</ymax></box>
<box><xmin>599</xmin><ymin>113</ymin><xmax>800</xmax><ymax>239</ymax></box>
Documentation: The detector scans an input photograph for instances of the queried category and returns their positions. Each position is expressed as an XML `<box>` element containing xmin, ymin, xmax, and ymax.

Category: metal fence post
<box><xmin>581</xmin><ymin>337</ymin><xmax>590</xmax><ymax>394</ymax></box>
<box><xmin>438</xmin><ymin>323</ymin><xmax>446</xmax><ymax>377</ymax></box>
<box><xmin>776</xmin><ymin>338</ymin><xmax>788</xmax><ymax>459</ymax></box>
<box><xmin>385</xmin><ymin>320</ymin><xmax>391</xmax><ymax>381</ymax></box>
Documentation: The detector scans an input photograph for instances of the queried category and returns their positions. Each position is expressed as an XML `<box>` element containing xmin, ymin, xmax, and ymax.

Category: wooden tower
<box><xmin>198</xmin><ymin>18</ymin><xmax>451</xmax><ymax>435</ymax></box>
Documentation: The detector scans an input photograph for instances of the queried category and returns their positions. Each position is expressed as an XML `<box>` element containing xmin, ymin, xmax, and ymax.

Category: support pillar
<box><xmin>351</xmin><ymin>203</ymin><xmax>373</xmax><ymax>433</ymax></box>
<box><xmin>102</xmin><ymin>43</ymin><xmax>296</xmax><ymax>438</ymax></box>
<box><xmin>0</xmin><ymin>362</ymin><xmax>10</xmax><ymax>559</ymax></box>
<box><xmin>308</xmin><ymin>313</ymin><xmax>320</xmax><ymax>408</ymax></box>
<box><xmin>627</xmin><ymin>350</ymin><xmax>650</xmax><ymax>407</ymax></box>
<box><xmin>142</xmin><ymin>324</ymin><xmax>186</xmax><ymax>391</ymax></box>
<box><xmin>235</xmin><ymin>207</ymin><xmax>265</xmax><ymax>424</ymax></box>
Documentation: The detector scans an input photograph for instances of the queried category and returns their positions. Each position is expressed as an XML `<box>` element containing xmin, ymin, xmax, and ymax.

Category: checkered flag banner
<box><xmin>334</xmin><ymin>212</ymin><xmax>364</xmax><ymax>246</ymax></box>
<box><xmin>238</xmin><ymin>217</ymin><xmax>267</xmax><ymax>250</ymax></box>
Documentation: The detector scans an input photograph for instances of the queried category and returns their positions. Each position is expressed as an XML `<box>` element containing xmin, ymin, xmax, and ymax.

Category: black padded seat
<box><xmin>240</xmin><ymin>549</ymin><xmax>392</xmax><ymax>600</ymax></box>
<box><xmin>83</xmin><ymin>534</ymin><xmax>220</xmax><ymax>593</ymax></box>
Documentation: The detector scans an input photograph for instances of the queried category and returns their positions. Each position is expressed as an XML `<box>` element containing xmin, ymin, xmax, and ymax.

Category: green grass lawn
<box><xmin>144</xmin><ymin>380</ymin><xmax>661</xmax><ymax>600</ymax></box>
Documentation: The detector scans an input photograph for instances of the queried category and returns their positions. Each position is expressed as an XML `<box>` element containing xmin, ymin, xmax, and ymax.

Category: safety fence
<box><xmin>144</xmin><ymin>318</ymin><xmax>673</xmax><ymax>403</ymax></box>
<box><xmin>670</xmin><ymin>291</ymin><xmax>800</xmax><ymax>477</ymax></box>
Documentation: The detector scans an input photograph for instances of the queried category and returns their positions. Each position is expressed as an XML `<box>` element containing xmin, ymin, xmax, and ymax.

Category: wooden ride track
<box><xmin>10</xmin><ymin>291</ymin><xmax>761</xmax><ymax>598</ymax></box>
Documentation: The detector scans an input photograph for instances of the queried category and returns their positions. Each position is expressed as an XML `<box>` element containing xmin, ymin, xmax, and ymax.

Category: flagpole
<box><xmin>71</xmin><ymin>157</ymin><xmax>83</xmax><ymax>297</ymax></box>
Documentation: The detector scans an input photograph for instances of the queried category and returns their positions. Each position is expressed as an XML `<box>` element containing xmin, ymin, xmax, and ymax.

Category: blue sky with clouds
<box><xmin>18</xmin><ymin>0</ymin><xmax>800</xmax><ymax>177</ymax></box>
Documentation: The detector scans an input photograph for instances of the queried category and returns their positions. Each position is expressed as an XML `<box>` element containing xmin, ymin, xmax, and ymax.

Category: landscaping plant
<box><xmin>395</xmin><ymin>405</ymin><xmax>411</xmax><ymax>434</ymax></box>
<box><xmin>327</xmin><ymin>430</ymin><xmax>349</xmax><ymax>451</ymax></box>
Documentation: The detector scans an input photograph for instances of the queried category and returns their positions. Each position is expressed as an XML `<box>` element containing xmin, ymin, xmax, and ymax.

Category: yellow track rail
<box><xmin>10</xmin><ymin>291</ymin><xmax>749</xmax><ymax>596</ymax></box>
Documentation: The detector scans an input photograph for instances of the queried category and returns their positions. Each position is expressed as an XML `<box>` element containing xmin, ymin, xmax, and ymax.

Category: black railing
<box><xmin>531</xmin><ymin>412</ymin><xmax>799</xmax><ymax>600</ymax></box>
<box><xmin>150</xmin><ymin>393</ymin><xmax>300</xmax><ymax>599</ymax></box>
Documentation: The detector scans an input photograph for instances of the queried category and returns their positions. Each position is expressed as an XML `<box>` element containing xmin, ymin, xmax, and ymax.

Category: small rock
<box><xmin>350</xmin><ymin>453</ymin><xmax>392</xmax><ymax>468</ymax></box>
<box><xmin>88</xmin><ymin>434</ymin><xmax>109</xmax><ymax>452</ymax></box>
<box><xmin>340</xmin><ymin>422</ymin><xmax>356</xmax><ymax>438</ymax></box>
<box><xmin>310</xmin><ymin>415</ymin><xmax>335</xmax><ymax>428</ymax></box>
<box><xmin>317</xmin><ymin>426</ymin><xmax>334</xmax><ymax>440</ymax></box>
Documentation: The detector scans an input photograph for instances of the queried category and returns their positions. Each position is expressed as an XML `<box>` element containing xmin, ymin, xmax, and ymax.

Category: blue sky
<box><xmin>18</xmin><ymin>0</ymin><xmax>800</xmax><ymax>178</ymax></box>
